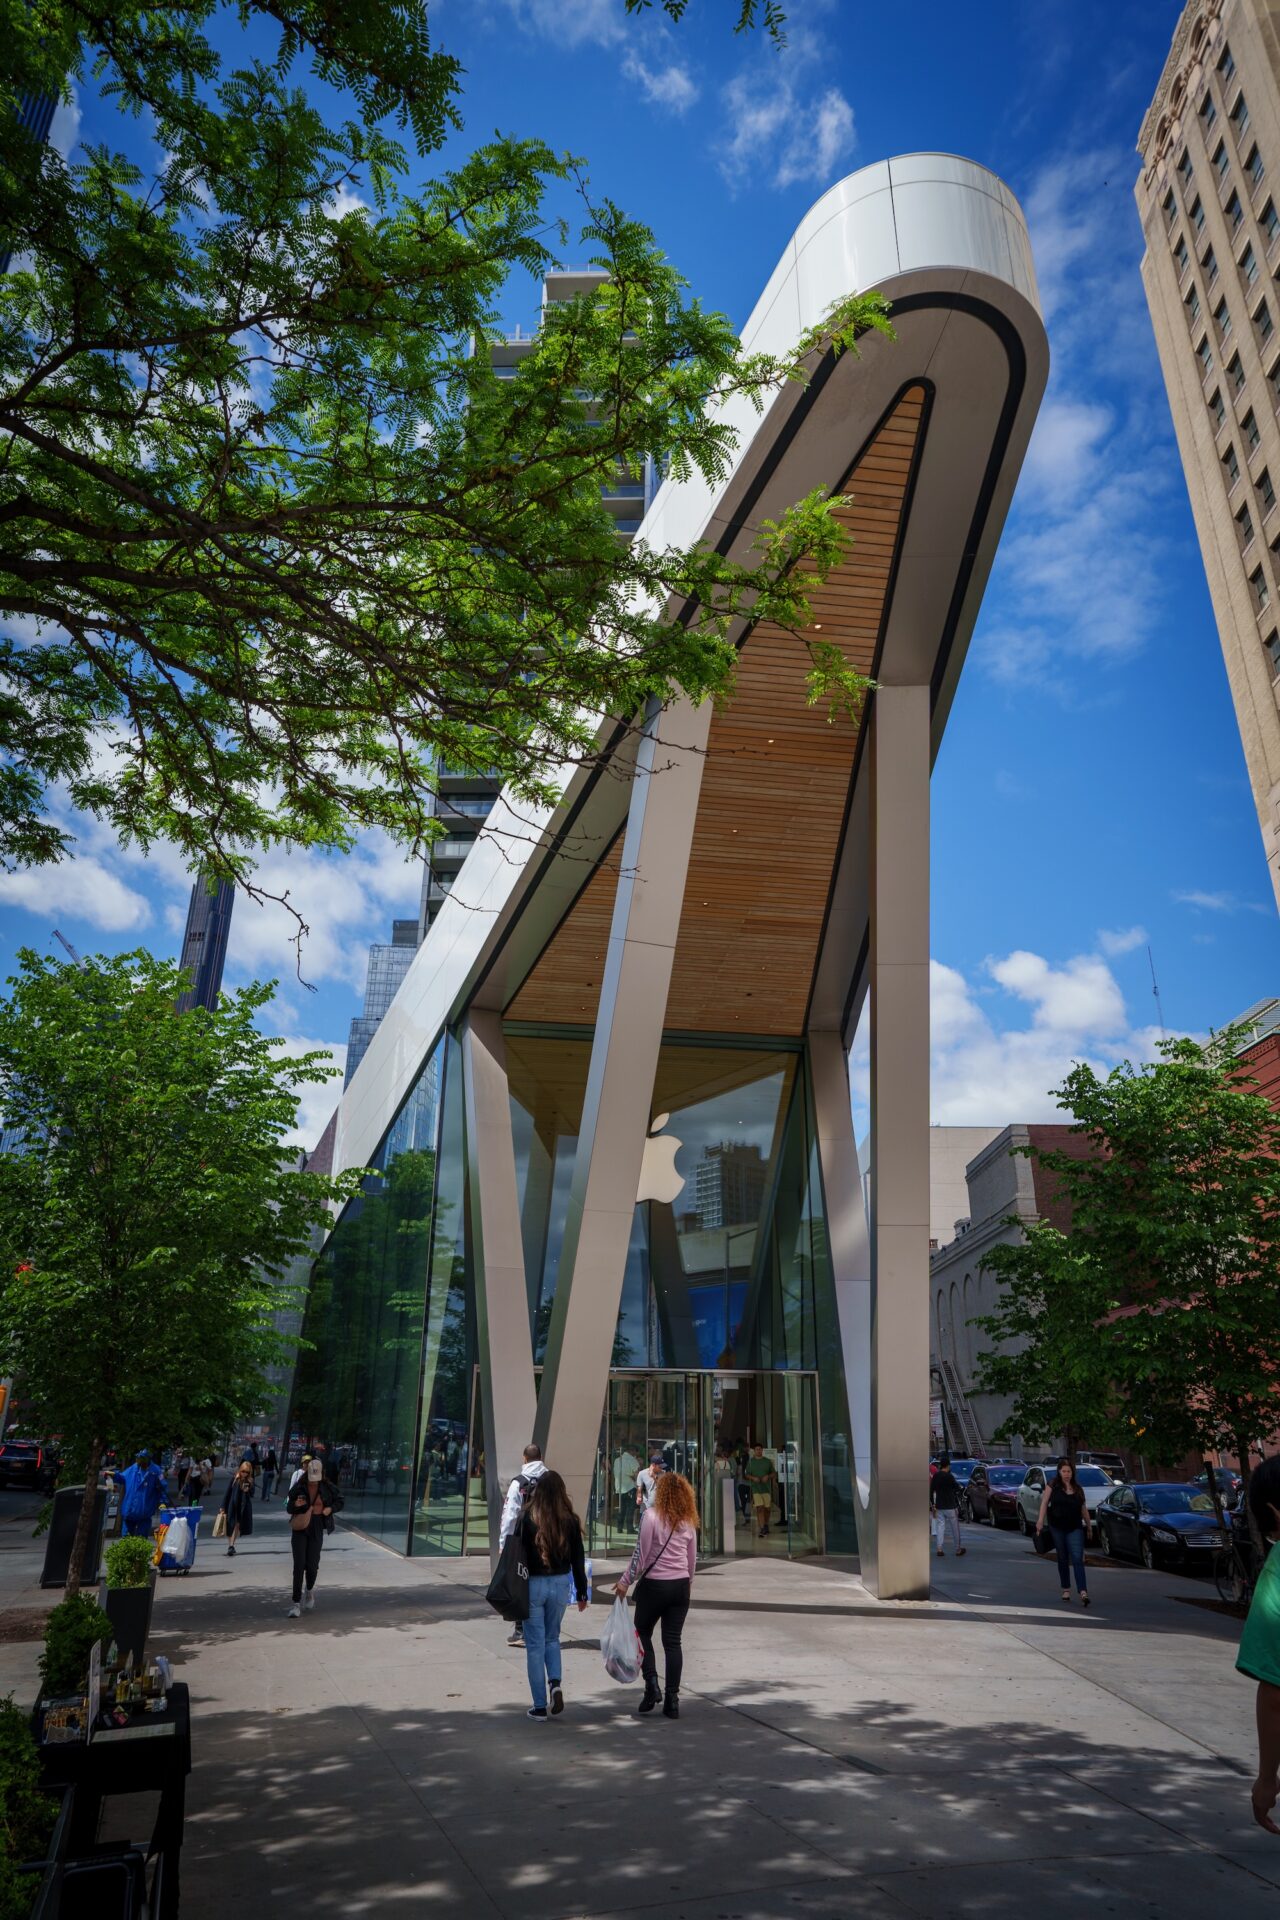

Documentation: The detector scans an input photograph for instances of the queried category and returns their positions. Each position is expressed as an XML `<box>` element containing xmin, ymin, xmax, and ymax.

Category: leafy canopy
<box><xmin>973</xmin><ymin>1032</ymin><xmax>1280</xmax><ymax>1478</ymax></box>
<box><xmin>0</xmin><ymin>947</ymin><xmax>361</xmax><ymax>1484</ymax></box>
<box><xmin>0</xmin><ymin>0</ymin><xmax>889</xmax><ymax>901</ymax></box>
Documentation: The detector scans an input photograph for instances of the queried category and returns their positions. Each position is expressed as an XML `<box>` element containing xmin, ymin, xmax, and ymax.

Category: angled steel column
<box><xmin>865</xmin><ymin>683</ymin><xmax>932</xmax><ymax>1599</ymax></box>
<box><xmin>535</xmin><ymin>695</ymin><xmax>712</xmax><ymax>1519</ymax></box>
<box><xmin>461</xmin><ymin>1009</ymin><xmax>538</xmax><ymax>1562</ymax></box>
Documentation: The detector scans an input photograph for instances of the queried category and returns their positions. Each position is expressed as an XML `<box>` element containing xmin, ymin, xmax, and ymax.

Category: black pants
<box><xmin>633</xmin><ymin>1577</ymin><xmax>690</xmax><ymax>1696</ymax></box>
<box><xmin>291</xmin><ymin>1525</ymin><xmax>323</xmax><ymax>1602</ymax></box>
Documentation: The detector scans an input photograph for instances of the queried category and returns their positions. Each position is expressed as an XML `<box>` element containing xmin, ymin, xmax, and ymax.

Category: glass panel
<box><xmin>606</xmin><ymin>1377</ymin><xmax>646</xmax><ymax>1547</ymax></box>
<box><xmin>289</xmin><ymin>1042</ymin><xmax>443</xmax><ymax>1551</ymax></box>
<box><xmin>465</xmin><ymin>1367</ymin><xmax>489</xmax><ymax>1552</ymax></box>
<box><xmin>411</xmin><ymin>1033</ymin><xmax>473</xmax><ymax>1555</ymax></box>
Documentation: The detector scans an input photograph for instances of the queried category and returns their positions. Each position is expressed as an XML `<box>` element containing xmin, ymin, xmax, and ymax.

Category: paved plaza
<box><xmin>4</xmin><ymin>1491</ymin><xmax>1280</xmax><ymax>1916</ymax></box>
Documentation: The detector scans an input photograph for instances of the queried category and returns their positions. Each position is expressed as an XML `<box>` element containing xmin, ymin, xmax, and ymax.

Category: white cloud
<box><xmin>48</xmin><ymin>88</ymin><xmax>82</xmax><ymax>163</ymax></box>
<box><xmin>224</xmin><ymin>832</ymin><xmax>423</xmax><ymax>994</ymax></box>
<box><xmin>326</xmin><ymin>182</ymin><xmax>369</xmax><ymax>219</ymax></box>
<box><xmin>270</xmin><ymin>1034</ymin><xmax>347</xmax><ymax>1151</ymax></box>
<box><xmin>718</xmin><ymin>31</ymin><xmax>855</xmax><ymax>192</ymax></box>
<box><xmin>1096</xmin><ymin>925</ymin><xmax>1147</xmax><ymax>957</ymax></box>
<box><xmin>0</xmin><ymin>854</ymin><xmax>151</xmax><ymax>933</ymax></box>
<box><xmin>506</xmin><ymin>0</ymin><xmax>624</xmax><ymax>48</ymax></box>
<box><xmin>623</xmin><ymin>50</ymin><xmax>699</xmax><ymax>114</ymax></box>
<box><xmin>1173</xmin><ymin>887</ymin><xmax>1271</xmax><ymax>915</ymax></box>
<box><xmin>987</xmin><ymin>949</ymin><xmax>1128</xmax><ymax>1038</ymax></box>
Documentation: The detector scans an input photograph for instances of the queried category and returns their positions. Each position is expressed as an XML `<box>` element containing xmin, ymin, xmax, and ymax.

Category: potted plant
<box><xmin>0</xmin><ymin>1695</ymin><xmax>69</xmax><ymax>1920</ymax></box>
<box><xmin>36</xmin><ymin>1595</ymin><xmax>111</xmax><ymax>1708</ymax></box>
<box><xmin>99</xmin><ymin>1537</ymin><xmax>156</xmax><ymax>1668</ymax></box>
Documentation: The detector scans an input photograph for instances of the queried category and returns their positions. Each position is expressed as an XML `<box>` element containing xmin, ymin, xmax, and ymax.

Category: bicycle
<box><xmin>1214</xmin><ymin>1526</ymin><xmax>1262</xmax><ymax>1607</ymax></box>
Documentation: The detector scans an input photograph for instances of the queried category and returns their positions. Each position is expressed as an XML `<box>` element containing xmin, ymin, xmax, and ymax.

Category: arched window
<box><xmin>948</xmin><ymin>1281</ymin><xmax>961</xmax><ymax>1374</ymax></box>
<box><xmin>962</xmin><ymin>1275</ymin><xmax>974</xmax><ymax>1378</ymax></box>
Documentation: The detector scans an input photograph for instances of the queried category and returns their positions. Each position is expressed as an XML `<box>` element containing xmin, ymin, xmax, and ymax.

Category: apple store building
<box><xmin>288</xmin><ymin>155</ymin><xmax>1047</xmax><ymax>1598</ymax></box>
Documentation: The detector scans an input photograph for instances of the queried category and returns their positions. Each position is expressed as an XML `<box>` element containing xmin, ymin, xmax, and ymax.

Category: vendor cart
<box><xmin>155</xmin><ymin>1505</ymin><xmax>200</xmax><ymax>1576</ymax></box>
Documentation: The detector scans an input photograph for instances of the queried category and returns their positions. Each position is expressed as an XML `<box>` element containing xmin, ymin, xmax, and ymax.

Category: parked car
<box><xmin>961</xmin><ymin>1462</ymin><xmax>1028</xmax><ymax>1527</ymax></box>
<box><xmin>1076</xmin><ymin>1451</ymin><xmax>1127</xmax><ymax>1481</ymax></box>
<box><xmin>0</xmin><ymin>1438</ymin><xmax>59</xmax><ymax>1492</ymax></box>
<box><xmin>930</xmin><ymin>1457</ymin><xmax>980</xmax><ymax>1490</ymax></box>
<box><xmin>1095</xmin><ymin>1482</ymin><xmax>1228</xmax><ymax>1570</ymax></box>
<box><xmin>1193</xmin><ymin>1468</ymin><xmax>1242</xmax><ymax>1509</ymax></box>
<box><xmin>1015</xmin><ymin>1462</ymin><xmax>1115</xmax><ymax>1534</ymax></box>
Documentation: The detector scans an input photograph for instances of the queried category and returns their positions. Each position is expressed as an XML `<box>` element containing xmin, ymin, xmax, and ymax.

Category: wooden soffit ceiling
<box><xmin>506</xmin><ymin>384</ymin><xmax>926</xmax><ymax>1034</ymax></box>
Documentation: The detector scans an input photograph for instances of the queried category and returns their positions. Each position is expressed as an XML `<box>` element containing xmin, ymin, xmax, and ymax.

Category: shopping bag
<box><xmin>212</xmin><ymin>1509</ymin><xmax>227</xmax><ymax>1539</ymax></box>
<box><xmin>485</xmin><ymin>1533</ymin><xmax>530</xmax><ymax>1621</ymax></box>
<box><xmin>1033</xmin><ymin>1526</ymin><xmax>1054</xmax><ymax>1557</ymax></box>
<box><xmin>163</xmin><ymin>1516</ymin><xmax>192</xmax><ymax>1564</ymax></box>
<box><xmin>566</xmin><ymin>1557</ymin><xmax>593</xmax><ymax>1606</ymax></box>
<box><xmin>600</xmin><ymin>1596</ymin><xmax>642</xmax><ymax>1684</ymax></box>
<box><xmin>931</xmin><ymin>1513</ymin><xmax>944</xmax><ymax>1549</ymax></box>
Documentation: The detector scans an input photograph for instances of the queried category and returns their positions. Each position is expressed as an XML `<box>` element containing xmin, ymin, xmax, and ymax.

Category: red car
<box><xmin>960</xmin><ymin>1462</ymin><xmax>1027</xmax><ymax>1527</ymax></box>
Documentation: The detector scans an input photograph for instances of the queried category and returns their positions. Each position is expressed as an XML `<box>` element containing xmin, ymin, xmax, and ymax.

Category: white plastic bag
<box><xmin>163</xmin><ymin>1515</ymin><xmax>192</xmax><ymax>1564</ymax></box>
<box><xmin>931</xmin><ymin>1513</ymin><xmax>945</xmax><ymax>1549</ymax></box>
<box><xmin>600</xmin><ymin>1595</ymin><xmax>642</xmax><ymax>1684</ymax></box>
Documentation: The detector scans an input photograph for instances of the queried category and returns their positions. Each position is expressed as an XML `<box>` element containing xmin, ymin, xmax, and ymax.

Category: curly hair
<box><xmin>653</xmin><ymin>1470</ymin><xmax>699</xmax><ymax>1530</ymax></box>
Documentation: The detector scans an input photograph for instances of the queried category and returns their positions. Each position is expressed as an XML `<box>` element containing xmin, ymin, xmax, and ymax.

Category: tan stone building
<box><xmin>1136</xmin><ymin>0</ymin><xmax>1280</xmax><ymax>907</ymax></box>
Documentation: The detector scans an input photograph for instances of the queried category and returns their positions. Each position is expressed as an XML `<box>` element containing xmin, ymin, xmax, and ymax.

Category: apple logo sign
<box><xmin>637</xmin><ymin>1111</ymin><xmax>686</xmax><ymax>1206</ymax></box>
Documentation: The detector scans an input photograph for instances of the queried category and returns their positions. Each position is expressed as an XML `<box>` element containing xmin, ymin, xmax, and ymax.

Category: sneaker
<box><xmin>227</xmin><ymin>1545</ymin><xmax>236</xmax><ymax>1556</ymax></box>
<box><xmin>526</xmin><ymin>1707</ymin><xmax>547</xmax><ymax>1720</ymax></box>
<box><xmin>507</xmin><ymin>1629</ymin><xmax>524</xmax><ymax>1647</ymax></box>
<box><xmin>287</xmin><ymin>1603</ymin><xmax>301</xmax><ymax>1619</ymax></box>
<box><xmin>550</xmin><ymin>1685</ymin><xmax>564</xmax><ymax>1717</ymax></box>
<box><xmin>303</xmin><ymin>1590</ymin><xmax>315</xmax><ymax>1612</ymax></box>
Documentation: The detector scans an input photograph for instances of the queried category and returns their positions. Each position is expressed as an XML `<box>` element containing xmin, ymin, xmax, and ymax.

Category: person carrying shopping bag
<box><xmin>614</xmin><ymin>1470</ymin><xmax>698</xmax><ymax>1719</ymax></box>
<box><xmin>219</xmin><ymin>1459</ymin><xmax>255</xmax><ymax>1557</ymax></box>
<box><xmin>518</xmin><ymin>1471</ymin><xmax>588</xmax><ymax>1720</ymax></box>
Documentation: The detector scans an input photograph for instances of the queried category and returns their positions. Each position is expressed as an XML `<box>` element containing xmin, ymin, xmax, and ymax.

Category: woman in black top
<box><xmin>1037</xmin><ymin>1458</ymin><xmax>1091</xmax><ymax>1607</ymax></box>
<box><xmin>518</xmin><ymin>1471</ymin><xmax>588</xmax><ymax>1720</ymax></box>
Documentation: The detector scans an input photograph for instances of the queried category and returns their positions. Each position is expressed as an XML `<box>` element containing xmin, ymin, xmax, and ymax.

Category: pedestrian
<box><xmin>744</xmin><ymin>1441</ymin><xmax>776</xmax><ymax>1539</ymax></box>
<box><xmin>219</xmin><ymin>1460</ymin><xmax>255</xmax><ymax>1557</ymax></box>
<box><xmin>113</xmin><ymin>1450</ymin><xmax>166</xmax><ymax>1539</ymax></box>
<box><xmin>930</xmin><ymin>1453</ymin><xmax>966</xmax><ymax>1558</ymax></box>
<box><xmin>1037</xmin><ymin>1457</ymin><xmax>1090</xmax><ymax>1607</ymax></box>
<box><xmin>285</xmin><ymin>1458</ymin><xmax>340</xmax><ymax>1618</ymax></box>
<box><xmin>289</xmin><ymin>1452</ymin><xmax>312</xmax><ymax>1492</ymax></box>
<box><xmin>191</xmin><ymin>1454</ymin><xmax>214</xmax><ymax>1502</ymax></box>
<box><xmin>499</xmin><ymin>1444</ymin><xmax>548</xmax><ymax>1649</ymax></box>
<box><xmin>613</xmin><ymin>1444</ymin><xmax>640</xmax><ymax>1534</ymax></box>
<box><xmin>615</xmin><ymin>1469</ymin><xmax>698</xmax><ymax>1720</ymax></box>
<box><xmin>260</xmin><ymin>1445</ymin><xmax>278</xmax><ymax>1501</ymax></box>
<box><xmin>174</xmin><ymin>1448</ymin><xmax>192</xmax><ymax>1499</ymax></box>
<box><xmin>1235</xmin><ymin>1452</ymin><xmax>1280</xmax><ymax>1832</ymax></box>
<box><xmin>635</xmin><ymin>1450</ymin><xmax>666</xmax><ymax>1516</ymax></box>
<box><xmin>518</xmin><ymin>1469</ymin><xmax>587</xmax><ymax>1720</ymax></box>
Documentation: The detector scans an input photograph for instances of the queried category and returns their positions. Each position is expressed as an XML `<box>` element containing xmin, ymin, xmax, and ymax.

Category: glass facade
<box><xmin>292</xmin><ymin>1023</ymin><xmax>857</xmax><ymax>1557</ymax></box>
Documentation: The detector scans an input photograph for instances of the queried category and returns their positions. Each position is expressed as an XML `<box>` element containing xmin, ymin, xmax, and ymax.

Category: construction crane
<box><xmin>52</xmin><ymin>929</ymin><xmax>86</xmax><ymax>968</ymax></box>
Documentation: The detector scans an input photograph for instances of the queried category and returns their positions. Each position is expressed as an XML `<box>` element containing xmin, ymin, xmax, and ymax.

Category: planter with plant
<box><xmin>0</xmin><ymin>1695</ymin><xmax>66</xmax><ymax>1920</ymax></box>
<box><xmin>36</xmin><ymin>1596</ymin><xmax>111</xmax><ymax>1709</ymax></box>
<box><xmin>99</xmin><ymin>1538</ymin><xmax>157</xmax><ymax>1668</ymax></box>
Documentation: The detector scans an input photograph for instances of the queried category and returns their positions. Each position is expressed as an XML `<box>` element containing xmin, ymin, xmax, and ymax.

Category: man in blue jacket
<box><xmin>114</xmin><ymin>1449</ymin><xmax>166</xmax><ymax>1538</ymax></box>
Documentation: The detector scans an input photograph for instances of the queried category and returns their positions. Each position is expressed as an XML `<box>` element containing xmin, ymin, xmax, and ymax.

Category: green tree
<box><xmin>974</xmin><ymin>1033</ymin><xmax>1280</xmax><ymax>1539</ymax></box>
<box><xmin>0</xmin><ymin>1</ymin><xmax>889</xmax><ymax>911</ymax></box>
<box><xmin>0</xmin><ymin>947</ymin><xmax>361</xmax><ymax>1592</ymax></box>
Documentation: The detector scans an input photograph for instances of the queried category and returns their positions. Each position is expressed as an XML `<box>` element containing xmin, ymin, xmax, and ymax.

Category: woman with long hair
<box><xmin>219</xmin><ymin>1459</ymin><xmax>255</xmax><ymax>1557</ymax></box>
<box><xmin>519</xmin><ymin>1470</ymin><xmax>588</xmax><ymax>1720</ymax></box>
<box><xmin>1037</xmin><ymin>1457</ymin><xmax>1091</xmax><ymax>1607</ymax></box>
<box><xmin>615</xmin><ymin>1471</ymin><xmax>698</xmax><ymax>1719</ymax></box>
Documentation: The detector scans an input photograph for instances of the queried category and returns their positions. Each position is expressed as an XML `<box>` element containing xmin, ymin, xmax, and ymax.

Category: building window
<box><xmin>1163</xmin><ymin>188</ymin><xmax>1178</xmax><ymax>229</ymax></box>
<box><xmin>1197</xmin><ymin>335</ymin><xmax>1215</xmax><ymax>379</ymax></box>
<box><xmin>1216</xmin><ymin>296</ymin><xmax>1232</xmax><ymax>339</ymax></box>
<box><xmin>1231</xmin><ymin>94</ymin><xmax>1251</xmax><ymax>142</ymax></box>
<box><xmin>1202</xmin><ymin>93</ymin><xmax>1219</xmax><ymax>135</ymax></box>
<box><xmin>1187</xmin><ymin>285</ymin><xmax>1202</xmax><ymax>326</ymax></box>
<box><xmin>1174</xmin><ymin>235</ymin><xmax>1190</xmax><ymax>277</ymax></box>
<box><xmin>1261</xmin><ymin>469</ymin><xmax>1277</xmax><ymax>517</ymax></box>
<box><xmin>1219</xmin><ymin>44</ymin><xmax>1236</xmax><ymax>83</ymax></box>
<box><xmin>1227</xmin><ymin>189</ymin><xmax>1244</xmax><ymax>233</ymax></box>
<box><xmin>1204</xmin><ymin>244</ymin><xmax>1219</xmax><ymax>284</ymax></box>
<box><xmin>1270</xmin><ymin>358</ymin><xmax>1280</xmax><ymax>411</ymax></box>
<box><xmin>1179</xmin><ymin>149</ymin><xmax>1194</xmax><ymax>188</ymax></box>
<box><xmin>1228</xmin><ymin>350</ymin><xmax>1246</xmax><ymax>393</ymax></box>
<box><xmin>1192</xmin><ymin>194</ymin><xmax>1206</xmax><ymax>234</ymax></box>
<box><xmin>1251</xmin><ymin>565</ymin><xmax>1271</xmax><ymax>611</ymax></box>
<box><xmin>1266</xmin><ymin>630</ymin><xmax>1280</xmax><ymax>677</ymax></box>
<box><xmin>1242</xmin><ymin>242</ymin><xmax>1259</xmax><ymax>286</ymax></box>
<box><xmin>1248</xmin><ymin>146</ymin><xmax>1266</xmax><ymax>193</ymax></box>
<box><xmin>1214</xmin><ymin>138</ymin><xmax>1230</xmax><ymax>182</ymax></box>
<box><xmin>1265</xmin><ymin>202</ymin><xmax>1280</xmax><ymax>250</ymax></box>
<box><xmin>1210</xmin><ymin>386</ymin><xmax>1226</xmax><ymax>431</ymax></box>
<box><xmin>1259</xmin><ymin>300</ymin><xmax>1276</xmax><ymax>345</ymax></box>
<box><xmin>1239</xmin><ymin>501</ymin><xmax>1257</xmax><ymax>550</ymax></box>
<box><xmin>1245</xmin><ymin>408</ymin><xmax>1262</xmax><ymax>451</ymax></box>
<box><xmin>1226</xmin><ymin>443</ymin><xmax>1241</xmax><ymax>487</ymax></box>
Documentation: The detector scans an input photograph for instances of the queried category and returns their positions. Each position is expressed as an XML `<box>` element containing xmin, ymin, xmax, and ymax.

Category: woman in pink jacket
<box><xmin>614</xmin><ymin>1471</ymin><xmax>698</xmax><ymax>1719</ymax></box>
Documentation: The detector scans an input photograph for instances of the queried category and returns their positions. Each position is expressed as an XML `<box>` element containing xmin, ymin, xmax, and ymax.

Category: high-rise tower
<box><xmin>1136</xmin><ymin>0</ymin><xmax>1280</xmax><ymax>907</ymax></box>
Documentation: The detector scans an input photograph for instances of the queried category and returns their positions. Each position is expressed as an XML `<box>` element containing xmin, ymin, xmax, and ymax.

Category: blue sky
<box><xmin>4</xmin><ymin>0</ymin><xmax>1277</xmax><ymax>1145</ymax></box>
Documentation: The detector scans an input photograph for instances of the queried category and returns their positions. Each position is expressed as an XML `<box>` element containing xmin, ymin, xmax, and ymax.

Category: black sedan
<box><xmin>0</xmin><ymin>1439</ymin><xmax>58</xmax><ymax>1492</ymax></box>
<box><xmin>1095</xmin><ymin>1482</ymin><xmax>1228</xmax><ymax>1570</ymax></box>
<box><xmin>960</xmin><ymin>1463</ymin><xmax>1027</xmax><ymax>1527</ymax></box>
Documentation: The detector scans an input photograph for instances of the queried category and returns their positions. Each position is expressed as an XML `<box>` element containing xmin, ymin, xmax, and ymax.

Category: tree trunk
<box><xmin>65</xmin><ymin>1437</ymin><xmax>103</xmax><ymax>1598</ymax></box>
<box><xmin>1235</xmin><ymin>1429</ymin><xmax>1265</xmax><ymax>1561</ymax></box>
<box><xmin>1064</xmin><ymin>1426</ymin><xmax>1077</xmax><ymax>1468</ymax></box>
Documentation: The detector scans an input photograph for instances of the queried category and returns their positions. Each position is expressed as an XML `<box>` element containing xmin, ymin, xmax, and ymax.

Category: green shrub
<box><xmin>103</xmin><ymin>1536</ymin><xmax>154</xmax><ymax>1590</ymax></box>
<box><xmin>37</xmin><ymin>1596</ymin><xmax>110</xmax><ymax>1701</ymax></box>
<box><xmin>0</xmin><ymin>1695</ymin><xmax>56</xmax><ymax>1920</ymax></box>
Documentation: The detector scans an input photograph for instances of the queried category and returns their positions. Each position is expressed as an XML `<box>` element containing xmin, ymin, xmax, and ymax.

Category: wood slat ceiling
<box><xmin>506</xmin><ymin>386</ymin><xmax>926</xmax><ymax>1034</ymax></box>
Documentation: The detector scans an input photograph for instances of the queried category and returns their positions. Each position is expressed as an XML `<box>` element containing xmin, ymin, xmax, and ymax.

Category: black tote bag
<box><xmin>485</xmin><ymin>1532</ymin><xmax>530</xmax><ymax>1621</ymax></box>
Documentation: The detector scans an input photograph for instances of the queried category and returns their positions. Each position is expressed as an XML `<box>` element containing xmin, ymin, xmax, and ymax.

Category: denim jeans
<box><xmin>1050</xmin><ymin>1524</ymin><xmax>1087</xmax><ymax>1594</ymax></box>
<box><xmin>524</xmin><ymin>1573</ymin><xmax>568</xmax><ymax>1709</ymax></box>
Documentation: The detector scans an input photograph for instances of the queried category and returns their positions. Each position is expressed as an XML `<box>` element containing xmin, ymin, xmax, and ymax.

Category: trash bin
<box><xmin>41</xmin><ymin>1486</ymin><xmax>106</xmax><ymax>1589</ymax></box>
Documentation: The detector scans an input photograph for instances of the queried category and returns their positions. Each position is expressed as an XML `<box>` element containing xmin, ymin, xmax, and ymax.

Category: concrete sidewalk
<box><xmin>5</xmin><ymin>1496</ymin><xmax>1280</xmax><ymax>1916</ymax></box>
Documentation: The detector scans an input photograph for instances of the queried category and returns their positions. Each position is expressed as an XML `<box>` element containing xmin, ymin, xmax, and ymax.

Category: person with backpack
<box><xmin>518</xmin><ymin>1470</ymin><xmax>588</xmax><ymax>1720</ymax></box>
<box><xmin>285</xmin><ymin>1458</ymin><xmax>342</xmax><ymax>1618</ymax></box>
<box><xmin>615</xmin><ymin>1470</ymin><xmax>698</xmax><ymax>1719</ymax></box>
<box><xmin>499</xmin><ymin>1444</ymin><xmax>548</xmax><ymax>1649</ymax></box>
